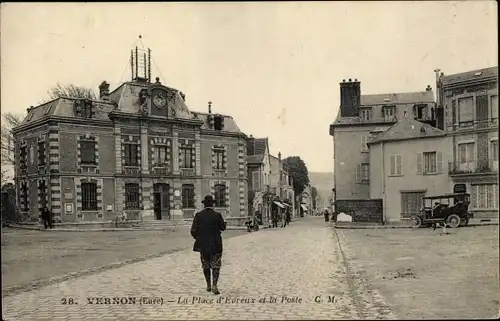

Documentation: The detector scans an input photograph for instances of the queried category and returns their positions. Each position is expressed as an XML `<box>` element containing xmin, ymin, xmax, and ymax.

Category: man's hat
<box><xmin>202</xmin><ymin>195</ymin><xmax>215</xmax><ymax>206</ymax></box>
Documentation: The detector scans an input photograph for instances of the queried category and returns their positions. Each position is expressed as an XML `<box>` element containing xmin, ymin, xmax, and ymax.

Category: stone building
<box><xmin>269</xmin><ymin>152</ymin><xmax>295</xmax><ymax>218</ymax></box>
<box><xmin>436</xmin><ymin>66</ymin><xmax>498</xmax><ymax>218</ymax></box>
<box><xmin>329</xmin><ymin>78</ymin><xmax>437</xmax><ymax>202</ymax></box>
<box><xmin>246</xmin><ymin>136</ymin><xmax>272</xmax><ymax>222</ymax></box>
<box><xmin>368</xmin><ymin>118</ymin><xmax>452</xmax><ymax>222</ymax></box>
<box><xmin>13</xmin><ymin>46</ymin><xmax>248</xmax><ymax>223</ymax></box>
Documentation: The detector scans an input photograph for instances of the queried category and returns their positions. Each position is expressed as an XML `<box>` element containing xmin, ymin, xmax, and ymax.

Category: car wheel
<box><xmin>446</xmin><ymin>214</ymin><xmax>461</xmax><ymax>228</ymax></box>
<box><xmin>409</xmin><ymin>215</ymin><xmax>422</xmax><ymax>228</ymax></box>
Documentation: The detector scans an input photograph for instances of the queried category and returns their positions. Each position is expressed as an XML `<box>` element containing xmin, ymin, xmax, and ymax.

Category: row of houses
<box><xmin>330</xmin><ymin>66</ymin><xmax>498</xmax><ymax>222</ymax></box>
<box><xmin>11</xmin><ymin>46</ymin><xmax>294</xmax><ymax>224</ymax></box>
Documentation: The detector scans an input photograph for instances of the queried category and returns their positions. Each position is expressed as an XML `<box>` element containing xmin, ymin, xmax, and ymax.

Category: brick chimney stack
<box><xmin>99</xmin><ymin>81</ymin><xmax>110</xmax><ymax>101</ymax></box>
<box><xmin>339</xmin><ymin>78</ymin><xmax>361</xmax><ymax>117</ymax></box>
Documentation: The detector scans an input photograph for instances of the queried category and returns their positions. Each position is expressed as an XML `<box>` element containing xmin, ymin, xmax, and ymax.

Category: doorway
<box><xmin>153</xmin><ymin>183</ymin><xmax>170</xmax><ymax>220</ymax></box>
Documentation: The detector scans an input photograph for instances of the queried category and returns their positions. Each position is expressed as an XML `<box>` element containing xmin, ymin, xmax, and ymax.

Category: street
<box><xmin>2</xmin><ymin>217</ymin><xmax>395</xmax><ymax>320</ymax></box>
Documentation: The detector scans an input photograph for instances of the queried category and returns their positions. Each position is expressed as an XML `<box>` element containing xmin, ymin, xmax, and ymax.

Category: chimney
<box><xmin>426</xmin><ymin>85</ymin><xmax>432</xmax><ymax>91</ymax></box>
<box><xmin>208</xmin><ymin>101</ymin><xmax>212</xmax><ymax>114</ymax></box>
<box><xmin>99</xmin><ymin>81</ymin><xmax>110</xmax><ymax>101</ymax></box>
<box><xmin>340</xmin><ymin>78</ymin><xmax>361</xmax><ymax>117</ymax></box>
<box><xmin>278</xmin><ymin>152</ymin><xmax>281</xmax><ymax>160</ymax></box>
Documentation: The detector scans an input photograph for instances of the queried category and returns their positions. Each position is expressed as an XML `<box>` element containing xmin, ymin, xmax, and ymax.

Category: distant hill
<box><xmin>308</xmin><ymin>172</ymin><xmax>334</xmax><ymax>208</ymax></box>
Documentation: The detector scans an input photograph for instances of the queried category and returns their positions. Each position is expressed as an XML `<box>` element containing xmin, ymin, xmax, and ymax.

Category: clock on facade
<box><xmin>153</xmin><ymin>92</ymin><xmax>167</xmax><ymax>109</ymax></box>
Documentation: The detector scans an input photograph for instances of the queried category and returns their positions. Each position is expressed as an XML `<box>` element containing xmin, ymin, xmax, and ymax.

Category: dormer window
<box><xmin>382</xmin><ymin>105</ymin><xmax>396</xmax><ymax>119</ymax></box>
<box><xmin>214</xmin><ymin>115</ymin><xmax>224</xmax><ymax>130</ymax></box>
<box><xmin>360</xmin><ymin>108</ymin><xmax>371</xmax><ymax>121</ymax></box>
<box><xmin>74</xmin><ymin>100</ymin><xmax>93</xmax><ymax>119</ymax></box>
<box><xmin>413</xmin><ymin>104</ymin><xmax>428</xmax><ymax>119</ymax></box>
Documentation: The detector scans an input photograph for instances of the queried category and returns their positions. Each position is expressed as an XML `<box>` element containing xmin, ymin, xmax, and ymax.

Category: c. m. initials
<box><xmin>328</xmin><ymin>296</ymin><xmax>336</xmax><ymax>303</ymax></box>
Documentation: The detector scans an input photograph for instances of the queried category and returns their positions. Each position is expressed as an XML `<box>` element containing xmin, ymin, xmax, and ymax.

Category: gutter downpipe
<box><xmin>381</xmin><ymin>141</ymin><xmax>386</xmax><ymax>224</ymax></box>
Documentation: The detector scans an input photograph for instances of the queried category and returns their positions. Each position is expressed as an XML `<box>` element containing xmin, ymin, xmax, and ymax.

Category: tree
<box><xmin>1</xmin><ymin>112</ymin><xmax>23</xmax><ymax>184</ymax></box>
<box><xmin>47</xmin><ymin>82</ymin><xmax>97</xmax><ymax>101</ymax></box>
<box><xmin>311</xmin><ymin>186</ymin><xmax>318</xmax><ymax>209</ymax></box>
<box><xmin>1</xmin><ymin>112</ymin><xmax>22</xmax><ymax>165</ymax></box>
<box><xmin>283</xmin><ymin>156</ymin><xmax>310</xmax><ymax>196</ymax></box>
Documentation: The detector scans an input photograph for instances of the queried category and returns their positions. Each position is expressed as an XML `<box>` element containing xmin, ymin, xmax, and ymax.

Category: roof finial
<box><xmin>208</xmin><ymin>101</ymin><xmax>212</xmax><ymax>114</ymax></box>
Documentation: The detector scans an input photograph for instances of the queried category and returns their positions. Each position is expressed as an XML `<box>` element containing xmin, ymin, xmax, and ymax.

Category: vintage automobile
<box><xmin>409</xmin><ymin>193</ymin><xmax>474</xmax><ymax>228</ymax></box>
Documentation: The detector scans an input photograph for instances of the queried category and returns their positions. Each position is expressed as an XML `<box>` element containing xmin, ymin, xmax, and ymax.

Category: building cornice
<box><xmin>441</xmin><ymin>76</ymin><xmax>498</xmax><ymax>90</ymax></box>
<box><xmin>366</xmin><ymin>133</ymin><xmax>447</xmax><ymax>146</ymax></box>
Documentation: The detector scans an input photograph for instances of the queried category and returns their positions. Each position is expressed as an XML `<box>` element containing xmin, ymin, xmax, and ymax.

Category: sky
<box><xmin>1</xmin><ymin>2</ymin><xmax>498</xmax><ymax>173</ymax></box>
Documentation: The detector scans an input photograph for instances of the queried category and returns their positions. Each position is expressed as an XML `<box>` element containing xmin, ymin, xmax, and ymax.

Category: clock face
<box><xmin>153</xmin><ymin>94</ymin><xmax>167</xmax><ymax>109</ymax></box>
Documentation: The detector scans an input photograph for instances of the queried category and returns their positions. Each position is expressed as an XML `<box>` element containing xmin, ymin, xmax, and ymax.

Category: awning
<box><xmin>273</xmin><ymin>201</ymin><xmax>286</xmax><ymax>209</ymax></box>
<box><xmin>301</xmin><ymin>204</ymin><xmax>308</xmax><ymax>211</ymax></box>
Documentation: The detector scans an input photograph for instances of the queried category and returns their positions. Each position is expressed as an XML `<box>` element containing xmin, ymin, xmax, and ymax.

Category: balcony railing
<box><xmin>449</xmin><ymin>158</ymin><xmax>499</xmax><ymax>175</ymax></box>
<box><xmin>446</xmin><ymin>118</ymin><xmax>498</xmax><ymax>132</ymax></box>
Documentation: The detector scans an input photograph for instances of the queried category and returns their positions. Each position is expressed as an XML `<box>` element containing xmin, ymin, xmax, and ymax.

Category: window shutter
<box><xmin>397</xmin><ymin>155</ymin><xmax>403</xmax><ymax>175</ymax></box>
<box><xmin>416</xmin><ymin>153</ymin><xmax>423</xmax><ymax>175</ymax></box>
<box><xmin>436</xmin><ymin>151</ymin><xmax>443</xmax><ymax>173</ymax></box>
<box><xmin>390</xmin><ymin>155</ymin><xmax>395</xmax><ymax>176</ymax></box>
<box><xmin>361</xmin><ymin>136</ymin><xmax>365</xmax><ymax>151</ymax></box>
<box><xmin>356</xmin><ymin>164</ymin><xmax>361</xmax><ymax>183</ymax></box>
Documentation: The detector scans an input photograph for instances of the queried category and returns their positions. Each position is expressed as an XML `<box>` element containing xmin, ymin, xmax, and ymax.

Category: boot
<box><xmin>203</xmin><ymin>269</ymin><xmax>211</xmax><ymax>292</ymax></box>
<box><xmin>212</xmin><ymin>268</ymin><xmax>220</xmax><ymax>295</ymax></box>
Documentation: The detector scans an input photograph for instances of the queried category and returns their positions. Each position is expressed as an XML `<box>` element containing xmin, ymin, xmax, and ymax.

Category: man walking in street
<box><xmin>190</xmin><ymin>195</ymin><xmax>227</xmax><ymax>295</ymax></box>
<box><xmin>41</xmin><ymin>207</ymin><xmax>53</xmax><ymax>229</ymax></box>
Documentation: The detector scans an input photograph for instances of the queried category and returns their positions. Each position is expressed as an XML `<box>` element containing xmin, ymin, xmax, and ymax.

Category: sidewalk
<box><xmin>4</xmin><ymin>223</ymin><xmax>248</xmax><ymax>232</ymax></box>
<box><xmin>334</xmin><ymin>218</ymin><xmax>499</xmax><ymax>229</ymax></box>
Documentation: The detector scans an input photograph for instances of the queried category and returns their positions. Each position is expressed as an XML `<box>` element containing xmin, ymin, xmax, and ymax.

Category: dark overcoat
<box><xmin>190</xmin><ymin>208</ymin><xmax>227</xmax><ymax>254</ymax></box>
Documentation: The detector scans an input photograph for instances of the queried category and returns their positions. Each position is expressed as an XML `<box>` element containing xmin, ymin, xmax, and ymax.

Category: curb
<box><xmin>333</xmin><ymin>222</ymin><xmax>499</xmax><ymax>229</ymax></box>
<box><xmin>1</xmin><ymin>246</ymin><xmax>190</xmax><ymax>297</ymax></box>
<box><xmin>4</xmin><ymin>224</ymin><xmax>248</xmax><ymax>232</ymax></box>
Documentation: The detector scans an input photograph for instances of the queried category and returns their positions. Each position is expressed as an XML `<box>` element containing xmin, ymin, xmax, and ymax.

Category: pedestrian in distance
<box><xmin>190</xmin><ymin>195</ymin><xmax>227</xmax><ymax>295</ymax></box>
<box><xmin>285</xmin><ymin>207</ymin><xmax>291</xmax><ymax>226</ymax></box>
<box><xmin>324</xmin><ymin>209</ymin><xmax>330</xmax><ymax>222</ymax></box>
<box><xmin>41</xmin><ymin>206</ymin><xmax>54</xmax><ymax>229</ymax></box>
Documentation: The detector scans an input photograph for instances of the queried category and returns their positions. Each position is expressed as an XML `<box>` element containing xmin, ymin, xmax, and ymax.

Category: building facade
<box><xmin>329</xmin><ymin>78</ymin><xmax>437</xmax><ymax>201</ymax></box>
<box><xmin>269</xmin><ymin>152</ymin><xmax>295</xmax><ymax>218</ymax></box>
<box><xmin>13</xmin><ymin>47</ymin><xmax>248</xmax><ymax>223</ymax></box>
<box><xmin>368</xmin><ymin>118</ymin><xmax>453</xmax><ymax>222</ymax></box>
<box><xmin>246</xmin><ymin>137</ymin><xmax>272</xmax><ymax>222</ymax></box>
<box><xmin>436</xmin><ymin>66</ymin><xmax>499</xmax><ymax>218</ymax></box>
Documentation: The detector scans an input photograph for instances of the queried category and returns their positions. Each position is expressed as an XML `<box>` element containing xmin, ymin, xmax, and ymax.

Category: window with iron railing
<box><xmin>125</xmin><ymin>183</ymin><xmax>140</xmax><ymax>210</ymax></box>
<box><xmin>81</xmin><ymin>182</ymin><xmax>98</xmax><ymax>211</ymax></box>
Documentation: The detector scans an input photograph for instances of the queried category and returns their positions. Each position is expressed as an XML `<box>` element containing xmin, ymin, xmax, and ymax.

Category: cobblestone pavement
<box><xmin>2</xmin><ymin>217</ymin><xmax>396</xmax><ymax>320</ymax></box>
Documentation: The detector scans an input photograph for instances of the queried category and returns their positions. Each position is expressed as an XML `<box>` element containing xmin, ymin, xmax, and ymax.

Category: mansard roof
<box><xmin>16</xmin><ymin>80</ymin><xmax>244</xmax><ymax>135</ymax></box>
<box><xmin>367</xmin><ymin>117</ymin><xmax>446</xmax><ymax>145</ymax></box>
